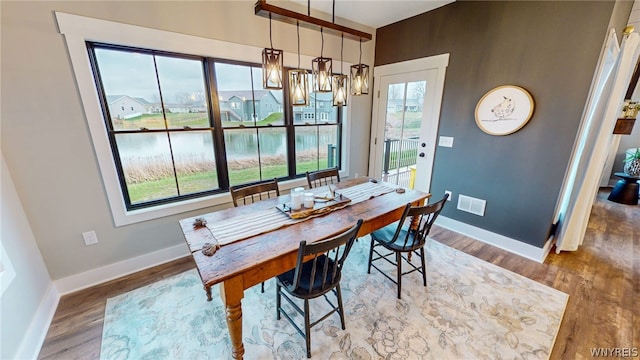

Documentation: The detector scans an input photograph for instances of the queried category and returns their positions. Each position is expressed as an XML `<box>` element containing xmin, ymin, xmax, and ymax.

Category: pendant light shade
<box><xmin>313</xmin><ymin>58</ymin><xmax>333</xmax><ymax>92</ymax></box>
<box><xmin>350</xmin><ymin>39</ymin><xmax>369</xmax><ymax>95</ymax></box>
<box><xmin>332</xmin><ymin>74</ymin><xmax>348</xmax><ymax>106</ymax></box>
<box><xmin>262</xmin><ymin>48</ymin><xmax>283</xmax><ymax>89</ymax></box>
<box><xmin>262</xmin><ymin>13</ymin><xmax>284</xmax><ymax>89</ymax></box>
<box><xmin>289</xmin><ymin>22</ymin><xmax>308</xmax><ymax>106</ymax></box>
<box><xmin>350</xmin><ymin>63</ymin><xmax>369</xmax><ymax>95</ymax></box>
<box><xmin>290</xmin><ymin>69</ymin><xmax>309</xmax><ymax>106</ymax></box>
<box><xmin>332</xmin><ymin>34</ymin><xmax>348</xmax><ymax>106</ymax></box>
<box><xmin>312</xmin><ymin>28</ymin><xmax>332</xmax><ymax>93</ymax></box>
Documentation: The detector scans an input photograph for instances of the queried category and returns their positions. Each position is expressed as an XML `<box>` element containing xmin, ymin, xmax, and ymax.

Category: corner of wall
<box><xmin>15</xmin><ymin>284</ymin><xmax>59</xmax><ymax>360</ymax></box>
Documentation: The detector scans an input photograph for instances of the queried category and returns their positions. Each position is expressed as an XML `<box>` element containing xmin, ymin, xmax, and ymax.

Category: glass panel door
<box><xmin>381</xmin><ymin>80</ymin><xmax>426</xmax><ymax>187</ymax></box>
<box><xmin>371</xmin><ymin>58</ymin><xmax>447</xmax><ymax>193</ymax></box>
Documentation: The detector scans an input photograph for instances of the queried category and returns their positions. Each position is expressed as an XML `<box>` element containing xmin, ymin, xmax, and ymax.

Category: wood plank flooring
<box><xmin>37</xmin><ymin>190</ymin><xmax>638</xmax><ymax>359</ymax></box>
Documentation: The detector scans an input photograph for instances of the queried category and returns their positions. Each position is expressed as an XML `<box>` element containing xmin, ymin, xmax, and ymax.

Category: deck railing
<box><xmin>327</xmin><ymin>144</ymin><xmax>338</xmax><ymax>168</ymax></box>
<box><xmin>381</xmin><ymin>137</ymin><xmax>419</xmax><ymax>188</ymax></box>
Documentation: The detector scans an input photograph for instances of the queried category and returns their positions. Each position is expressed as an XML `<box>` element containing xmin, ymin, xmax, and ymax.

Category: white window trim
<box><xmin>55</xmin><ymin>12</ymin><xmax>352</xmax><ymax>226</ymax></box>
<box><xmin>0</xmin><ymin>242</ymin><xmax>16</xmax><ymax>296</ymax></box>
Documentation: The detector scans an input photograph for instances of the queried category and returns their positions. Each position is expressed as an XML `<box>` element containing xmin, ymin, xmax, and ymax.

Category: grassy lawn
<box><xmin>385</xmin><ymin>111</ymin><xmax>423</xmax><ymax>138</ymax></box>
<box><xmin>221</xmin><ymin>112</ymin><xmax>284</xmax><ymax>127</ymax></box>
<box><xmin>116</xmin><ymin>113</ymin><xmax>209</xmax><ymax>129</ymax></box>
<box><xmin>128</xmin><ymin>172</ymin><xmax>219</xmax><ymax>204</ymax></box>
<box><xmin>115</xmin><ymin>112</ymin><xmax>284</xmax><ymax>130</ymax></box>
<box><xmin>127</xmin><ymin>157</ymin><xmax>329</xmax><ymax>204</ymax></box>
<box><xmin>128</xmin><ymin>177</ymin><xmax>179</xmax><ymax>204</ymax></box>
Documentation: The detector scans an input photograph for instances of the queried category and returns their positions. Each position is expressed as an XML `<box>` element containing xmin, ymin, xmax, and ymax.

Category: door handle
<box><xmin>419</xmin><ymin>152</ymin><xmax>425</xmax><ymax>157</ymax></box>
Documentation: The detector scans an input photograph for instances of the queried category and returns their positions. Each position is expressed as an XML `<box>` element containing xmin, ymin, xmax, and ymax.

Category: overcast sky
<box><xmin>95</xmin><ymin>48</ymin><xmax>261</xmax><ymax>104</ymax></box>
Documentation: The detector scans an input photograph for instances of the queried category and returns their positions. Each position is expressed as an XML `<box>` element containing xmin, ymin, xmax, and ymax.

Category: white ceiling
<box><xmin>289</xmin><ymin>0</ymin><xmax>454</xmax><ymax>28</ymax></box>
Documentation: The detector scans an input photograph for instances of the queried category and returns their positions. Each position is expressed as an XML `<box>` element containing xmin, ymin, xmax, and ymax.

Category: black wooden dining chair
<box><xmin>367</xmin><ymin>194</ymin><xmax>448</xmax><ymax>299</ymax></box>
<box><xmin>229</xmin><ymin>178</ymin><xmax>280</xmax><ymax>207</ymax></box>
<box><xmin>276</xmin><ymin>219</ymin><xmax>363</xmax><ymax>358</ymax></box>
<box><xmin>306</xmin><ymin>168</ymin><xmax>340</xmax><ymax>189</ymax></box>
<box><xmin>229</xmin><ymin>178</ymin><xmax>280</xmax><ymax>292</ymax></box>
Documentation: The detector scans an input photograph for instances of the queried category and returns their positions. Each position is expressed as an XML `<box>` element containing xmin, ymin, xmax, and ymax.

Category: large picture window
<box><xmin>89</xmin><ymin>43</ymin><xmax>343</xmax><ymax>210</ymax></box>
<box><xmin>214</xmin><ymin>62</ymin><xmax>288</xmax><ymax>186</ymax></box>
<box><xmin>293</xmin><ymin>74</ymin><xmax>341</xmax><ymax>174</ymax></box>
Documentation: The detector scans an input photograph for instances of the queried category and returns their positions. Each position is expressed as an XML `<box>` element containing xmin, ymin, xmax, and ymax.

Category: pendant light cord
<box><xmin>359</xmin><ymin>38</ymin><xmax>362</xmax><ymax>65</ymax></box>
<box><xmin>320</xmin><ymin>28</ymin><xmax>324</xmax><ymax>58</ymax></box>
<box><xmin>340</xmin><ymin>34</ymin><xmax>343</xmax><ymax>74</ymax></box>
<box><xmin>269</xmin><ymin>13</ymin><xmax>273</xmax><ymax>49</ymax></box>
<box><xmin>332</xmin><ymin>0</ymin><xmax>335</xmax><ymax>23</ymax></box>
<box><xmin>297</xmin><ymin>21</ymin><xmax>301</xmax><ymax>68</ymax></box>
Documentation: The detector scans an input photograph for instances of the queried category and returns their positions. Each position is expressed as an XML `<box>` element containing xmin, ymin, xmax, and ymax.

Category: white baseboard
<box><xmin>16</xmin><ymin>283</ymin><xmax>59</xmax><ymax>360</ymax></box>
<box><xmin>54</xmin><ymin>243</ymin><xmax>190</xmax><ymax>295</ymax></box>
<box><xmin>21</xmin><ymin>244</ymin><xmax>189</xmax><ymax>359</ymax></box>
<box><xmin>435</xmin><ymin>216</ymin><xmax>551</xmax><ymax>263</ymax></box>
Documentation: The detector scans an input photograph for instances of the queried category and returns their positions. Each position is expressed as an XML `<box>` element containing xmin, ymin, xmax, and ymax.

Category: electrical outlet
<box><xmin>82</xmin><ymin>231</ymin><xmax>98</xmax><ymax>246</ymax></box>
<box><xmin>444</xmin><ymin>190</ymin><xmax>452</xmax><ymax>200</ymax></box>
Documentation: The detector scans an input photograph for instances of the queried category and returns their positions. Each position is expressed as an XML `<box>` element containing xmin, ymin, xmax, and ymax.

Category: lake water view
<box><xmin>116</xmin><ymin>126</ymin><xmax>338</xmax><ymax>161</ymax></box>
<box><xmin>116</xmin><ymin>126</ymin><xmax>339</xmax><ymax>185</ymax></box>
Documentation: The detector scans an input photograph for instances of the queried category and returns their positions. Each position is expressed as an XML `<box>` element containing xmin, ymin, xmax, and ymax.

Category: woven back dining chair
<box><xmin>276</xmin><ymin>219</ymin><xmax>363</xmax><ymax>358</ymax></box>
<box><xmin>306</xmin><ymin>168</ymin><xmax>340</xmax><ymax>189</ymax></box>
<box><xmin>367</xmin><ymin>194</ymin><xmax>448</xmax><ymax>299</ymax></box>
<box><xmin>229</xmin><ymin>178</ymin><xmax>280</xmax><ymax>292</ymax></box>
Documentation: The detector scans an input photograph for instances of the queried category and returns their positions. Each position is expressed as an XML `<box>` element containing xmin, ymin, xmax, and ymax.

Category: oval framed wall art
<box><xmin>474</xmin><ymin>85</ymin><xmax>534</xmax><ymax>136</ymax></box>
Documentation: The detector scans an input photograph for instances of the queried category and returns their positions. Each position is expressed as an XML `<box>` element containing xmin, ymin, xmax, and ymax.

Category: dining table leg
<box><xmin>220</xmin><ymin>275</ymin><xmax>245</xmax><ymax>359</ymax></box>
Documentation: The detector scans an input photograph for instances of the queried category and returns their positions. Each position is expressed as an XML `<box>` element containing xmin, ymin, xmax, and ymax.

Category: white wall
<box><xmin>1</xmin><ymin>154</ymin><xmax>56</xmax><ymax>360</ymax></box>
<box><xmin>0</xmin><ymin>1</ymin><xmax>373</xmax><ymax>285</ymax></box>
<box><xmin>615</xmin><ymin>0</ymin><xmax>640</xmax><ymax>176</ymax></box>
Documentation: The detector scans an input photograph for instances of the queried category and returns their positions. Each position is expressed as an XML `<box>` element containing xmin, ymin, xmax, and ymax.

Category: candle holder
<box><xmin>291</xmin><ymin>187</ymin><xmax>304</xmax><ymax>210</ymax></box>
<box><xmin>303</xmin><ymin>192</ymin><xmax>315</xmax><ymax>208</ymax></box>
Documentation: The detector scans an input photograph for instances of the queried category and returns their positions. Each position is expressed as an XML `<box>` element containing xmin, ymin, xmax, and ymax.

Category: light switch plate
<box><xmin>438</xmin><ymin>136</ymin><xmax>454</xmax><ymax>147</ymax></box>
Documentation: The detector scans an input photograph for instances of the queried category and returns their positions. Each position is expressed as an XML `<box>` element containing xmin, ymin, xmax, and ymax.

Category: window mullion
<box><xmin>249</xmin><ymin>67</ymin><xmax>264</xmax><ymax>180</ymax></box>
<box><xmin>207</xmin><ymin>59</ymin><xmax>230</xmax><ymax>190</ymax></box>
<box><xmin>151</xmin><ymin>55</ymin><xmax>181</xmax><ymax>197</ymax></box>
<box><xmin>337</xmin><ymin>107</ymin><xmax>343</xmax><ymax>169</ymax></box>
<box><xmin>283</xmin><ymin>67</ymin><xmax>297</xmax><ymax>178</ymax></box>
<box><xmin>87</xmin><ymin>44</ymin><xmax>134</xmax><ymax>207</ymax></box>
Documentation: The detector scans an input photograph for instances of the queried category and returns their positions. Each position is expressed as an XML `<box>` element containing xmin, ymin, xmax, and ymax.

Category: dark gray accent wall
<box><xmin>375</xmin><ymin>1</ymin><xmax>618</xmax><ymax>248</ymax></box>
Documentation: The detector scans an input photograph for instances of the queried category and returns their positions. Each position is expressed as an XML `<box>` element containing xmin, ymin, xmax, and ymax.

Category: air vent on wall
<box><xmin>457</xmin><ymin>195</ymin><xmax>486</xmax><ymax>216</ymax></box>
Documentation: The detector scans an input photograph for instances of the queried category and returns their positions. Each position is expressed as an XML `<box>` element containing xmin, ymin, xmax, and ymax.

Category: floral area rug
<box><xmin>101</xmin><ymin>239</ymin><xmax>568</xmax><ymax>359</ymax></box>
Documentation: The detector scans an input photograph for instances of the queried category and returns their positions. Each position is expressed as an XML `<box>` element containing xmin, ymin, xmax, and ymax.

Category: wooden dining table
<box><xmin>178</xmin><ymin>177</ymin><xmax>430</xmax><ymax>359</ymax></box>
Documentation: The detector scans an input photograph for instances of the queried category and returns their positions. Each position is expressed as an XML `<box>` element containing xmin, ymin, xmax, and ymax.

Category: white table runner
<box><xmin>206</xmin><ymin>181</ymin><xmax>396</xmax><ymax>246</ymax></box>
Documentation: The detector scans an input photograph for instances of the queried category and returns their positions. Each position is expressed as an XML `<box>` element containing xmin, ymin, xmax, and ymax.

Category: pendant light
<box><xmin>289</xmin><ymin>21</ymin><xmax>309</xmax><ymax>106</ymax></box>
<box><xmin>312</xmin><ymin>28</ymin><xmax>333</xmax><ymax>93</ymax></box>
<box><xmin>262</xmin><ymin>13</ymin><xmax>284</xmax><ymax>89</ymax></box>
<box><xmin>350</xmin><ymin>38</ymin><xmax>369</xmax><ymax>95</ymax></box>
<box><xmin>332</xmin><ymin>34</ymin><xmax>348</xmax><ymax>106</ymax></box>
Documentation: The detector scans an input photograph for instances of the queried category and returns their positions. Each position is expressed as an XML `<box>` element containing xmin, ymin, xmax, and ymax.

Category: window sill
<box><xmin>115</xmin><ymin>176</ymin><xmax>310</xmax><ymax>226</ymax></box>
